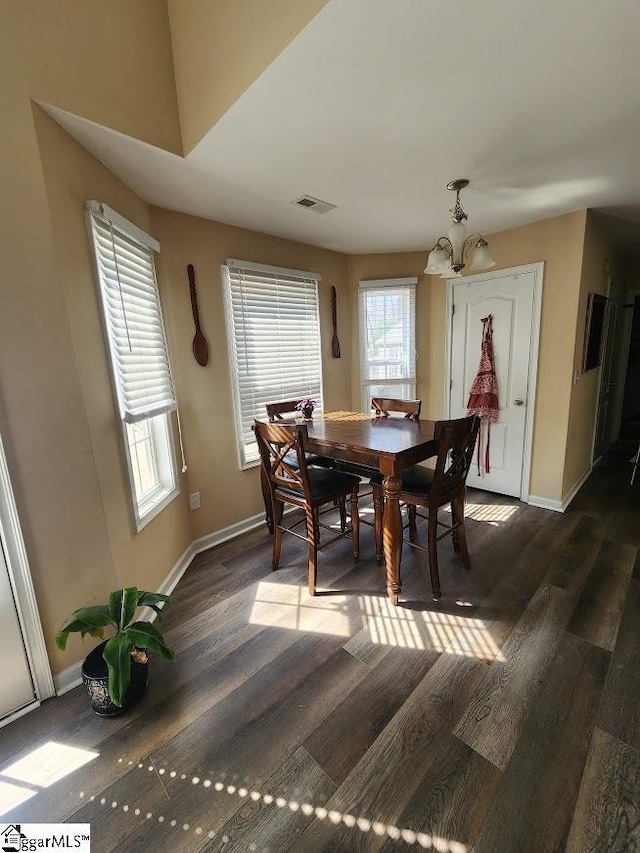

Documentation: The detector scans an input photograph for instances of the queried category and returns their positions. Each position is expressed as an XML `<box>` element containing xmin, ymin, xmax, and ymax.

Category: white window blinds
<box><xmin>359</xmin><ymin>278</ymin><xmax>417</xmax><ymax>410</ymax></box>
<box><xmin>223</xmin><ymin>260</ymin><xmax>323</xmax><ymax>468</ymax></box>
<box><xmin>87</xmin><ymin>202</ymin><xmax>177</xmax><ymax>424</ymax></box>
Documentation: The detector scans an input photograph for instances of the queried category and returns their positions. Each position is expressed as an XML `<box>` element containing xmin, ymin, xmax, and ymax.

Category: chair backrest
<box><xmin>430</xmin><ymin>415</ymin><xmax>480</xmax><ymax>503</ymax></box>
<box><xmin>266</xmin><ymin>399</ymin><xmax>305</xmax><ymax>421</ymax></box>
<box><xmin>371</xmin><ymin>397</ymin><xmax>422</xmax><ymax>420</ymax></box>
<box><xmin>253</xmin><ymin>420</ymin><xmax>312</xmax><ymax>497</ymax></box>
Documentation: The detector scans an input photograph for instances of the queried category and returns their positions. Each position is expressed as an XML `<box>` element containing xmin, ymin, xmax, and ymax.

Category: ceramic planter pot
<box><xmin>81</xmin><ymin>640</ymin><xmax>148</xmax><ymax>717</ymax></box>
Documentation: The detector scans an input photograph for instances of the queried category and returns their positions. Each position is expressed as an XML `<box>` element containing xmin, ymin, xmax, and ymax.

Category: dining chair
<box><xmin>254</xmin><ymin>420</ymin><xmax>361</xmax><ymax>596</ymax></box>
<box><xmin>260</xmin><ymin>399</ymin><xmax>335</xmax><ymax>534</ymax></box>
<box><xmin>371</xmin><ymin>397</ymin><xmax>422</xmax><ymax>420</ymax></box>
<box><xmin>389</xmin><ymin>415</ymin><xmax>480</xmax><ymax>600</ymax></box>
<box><xmin>265</xmin><ymin>398</ymin><xmax>334</xmax><ymax>468</ymax></box>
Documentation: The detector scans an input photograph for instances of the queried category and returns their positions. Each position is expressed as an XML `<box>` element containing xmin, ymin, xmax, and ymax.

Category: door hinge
<box><xmin>452</xmin><ymin>304</ymin><xmax>455</xmax><ymax>316</ymax></box>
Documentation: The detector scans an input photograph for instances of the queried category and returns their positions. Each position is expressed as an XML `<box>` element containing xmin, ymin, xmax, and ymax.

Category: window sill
<box><xmin>135</xmin><ymin>484</ymin><xmax>180</xmax><ymax>532</ymax></box>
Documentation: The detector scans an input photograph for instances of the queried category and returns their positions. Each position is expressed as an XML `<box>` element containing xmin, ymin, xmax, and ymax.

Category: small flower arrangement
<box><xmin>296</xmin><ymin>398</ymin><xmax>316</xmax><ymax>419</ymax></box>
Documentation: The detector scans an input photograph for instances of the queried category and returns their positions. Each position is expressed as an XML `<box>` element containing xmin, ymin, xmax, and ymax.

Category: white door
<box><xmin>449</xmin><ymin>268</ymin><xmax>537</xmax><ymax>498</ymax></box>
<box><xmin>0</xmin><ymin>537</ymin><xmax>35</xmax><ymax>720</ymax></box>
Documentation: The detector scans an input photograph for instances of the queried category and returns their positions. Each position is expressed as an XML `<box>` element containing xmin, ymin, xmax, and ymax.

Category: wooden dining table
<box><xmin>267</xmin><ymin>410</ymin><xmax>438</xmax><ymax>605</ymax></box>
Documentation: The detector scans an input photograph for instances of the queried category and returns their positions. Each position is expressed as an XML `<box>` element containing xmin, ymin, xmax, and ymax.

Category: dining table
<box><xmin>261</xmin><ymin>410</ymin><xmax>438</xmax><ymax>605</ymax></box>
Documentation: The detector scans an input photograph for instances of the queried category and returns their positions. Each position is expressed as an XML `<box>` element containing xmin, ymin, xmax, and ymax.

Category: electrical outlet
<box><xmin>189</xmin><ymin>491</ymin><xmax>201</xmax><ymax>510</ymax></box>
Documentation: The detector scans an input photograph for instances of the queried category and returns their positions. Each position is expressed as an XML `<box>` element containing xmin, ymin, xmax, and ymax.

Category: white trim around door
<box><xmin>444</xmin><ymin>262</ymin><xmax>544</xmax><ymax>504</ymax></box>
<box><xmin>0</xmin><ymin>432</ymin><xmax>55</xmax><ymax>708</ymax></box>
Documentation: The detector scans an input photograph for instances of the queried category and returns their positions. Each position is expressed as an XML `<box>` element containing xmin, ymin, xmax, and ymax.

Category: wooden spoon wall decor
<box><xmin>331</xmin><ymin>285</ymin><xmax>341</xmax><ymax>358</ymax></box>
<box><xmin>187</xmin><ymin>264</ymin><xmax>209</xmax><ymax>366</ymax></box>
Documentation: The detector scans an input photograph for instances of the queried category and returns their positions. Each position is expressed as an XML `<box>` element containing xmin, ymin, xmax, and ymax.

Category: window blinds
<box><xmin>223</xmin><ymin>260</ymin><xmax>323</xmax><ymax>467</ymax></box>
<box><xmin>87</xmin><ymin>203</ymin><xmax>177</xmax><ymax>424</ymax></box>
<box><xmin>359</xmin><ymin>278</ymin><xmax>417</xmax><ymax>406</ymax></box>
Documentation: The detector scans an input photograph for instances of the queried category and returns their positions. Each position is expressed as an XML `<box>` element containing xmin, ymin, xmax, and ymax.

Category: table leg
<box><xmin>382</xmin><ymin>474</ymin><xmax>402</xmax><ymax>605</ymax></box>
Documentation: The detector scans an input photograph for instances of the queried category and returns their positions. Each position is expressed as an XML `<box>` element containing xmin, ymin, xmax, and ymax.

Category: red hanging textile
<box><xmin>466</xmin><ymin>314</ymin><xmax>499</xmax><ymax>474</ymax></box>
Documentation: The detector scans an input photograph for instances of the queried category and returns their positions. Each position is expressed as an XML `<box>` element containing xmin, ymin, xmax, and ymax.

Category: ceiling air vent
<box><xmin>291</xmin><ymin>195</ymin><xmax>337</xmax><ymax>215</ymax></box>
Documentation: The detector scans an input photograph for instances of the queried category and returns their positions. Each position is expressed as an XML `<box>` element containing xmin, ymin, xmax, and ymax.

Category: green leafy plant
<box><xmin>55</xmin><ymin>587</ymin><xmax>175</xmax><ymax>707</ymax></box>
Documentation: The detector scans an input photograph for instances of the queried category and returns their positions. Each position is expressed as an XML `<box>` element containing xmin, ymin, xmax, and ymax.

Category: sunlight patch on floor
<box><xmin>440</xmin><ymin>502</ymin><xmax>519</xmax><ymax>526</ymax></box>
<box><xmin>362</xmin><ymin>597</ymin><xmax>504</xmax><ymax>661</ymax></box>
<box><xmin>250</xmin><ymin>582</ymin><xmax>504</xmax><ymax>660</ymax></box>
<box><xmin>0</xmin><ymin>741</ymin><xmax>99</xmax><ymax>818</ymax></box>
<box><xmin>0</xmin><ymin>778</ymin><xmax>37</xmax><ymax>816</ymax></box>
<box><xmin>250</xmin><ymin>582</ymin><xmax>355</xmax><ymax>637</ymax></box>
<box><xmin>1</xmin><ymin>741</ymin><xmax>99</xmax><ymax>789</ymax></box>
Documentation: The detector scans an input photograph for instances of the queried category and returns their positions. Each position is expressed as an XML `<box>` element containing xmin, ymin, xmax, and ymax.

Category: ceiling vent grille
<box><xmin>291</xmin><ymin>195</ymin><xmax>337</xmax><ymax>215</ymax></box>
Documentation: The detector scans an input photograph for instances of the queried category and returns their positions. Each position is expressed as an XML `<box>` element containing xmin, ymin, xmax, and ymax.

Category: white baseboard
<box><xmin>528</xmin><ymin>465</ymin><xmax>592</xmax><ymax>514</ymax></box>
<box><xmin>190</xmin><ymin>510</ymin><xmax>267</xmax><ymax>556</ymax></box>
<box><xmin>53</xmin><ymin>661</ymin><xmax>83</xmax><ymax>696</ymax></box>
<box><xmin>528</xmin><ymin>495</ymin><xmax>564</xmax><ymax>513</ymax></box>
<box><xmin>561</xmin><ymin>465</ymin><xmax>592</xmax><ymax>511</ymax></box>
<box><xmin>53</xmin><ymin>510</ymin><xmax>271</xmax><ymax>696</ymax></box>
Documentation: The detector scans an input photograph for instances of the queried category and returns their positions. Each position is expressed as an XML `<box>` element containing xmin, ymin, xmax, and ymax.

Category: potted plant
<box><xmin>296</xmin><ymin>398</ymin><xmax>316</xmax><ymax>420</ymax></box>
<box><xmin>55</xmin><ymin>587</ymin><xmax>175</xmax><ymax>716</ymax></box>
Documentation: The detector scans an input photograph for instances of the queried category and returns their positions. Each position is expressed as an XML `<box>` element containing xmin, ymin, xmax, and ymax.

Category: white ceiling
<box><xmin>43</xmin><ymin>0</ymin><xmax>640</xmax><ymax>256</ymax></box>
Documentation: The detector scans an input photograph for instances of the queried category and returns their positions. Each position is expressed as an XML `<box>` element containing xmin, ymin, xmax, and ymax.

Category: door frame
<box><xmin>590</xmin><ymin>275</ymin><xmax>613</xmax><ymax>464</ymax></box>
<box><xmin>443</xmin><ymin>262</ymin><xmax>545</xmax><ymax>503</ymax></box>
<box><xmin>0</xmin><ymin>430</ymin><xmax>54</xmax><ymax>720</ymax></box>
<box><xmin>612</xmin><ymin>288</ymin><xmax>640</xmax><ymax>441</ymax></box>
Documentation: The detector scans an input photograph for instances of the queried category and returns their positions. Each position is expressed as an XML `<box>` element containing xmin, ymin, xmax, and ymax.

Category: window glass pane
<box><xmin>126</xmin><ymin>420</ymin><xmax>159</xmax><ymax>500</ymax></box>
<box><xmin>359</xmin><ymin>281</ymin><xmax>416</xmax><ymax>410</ymax></box>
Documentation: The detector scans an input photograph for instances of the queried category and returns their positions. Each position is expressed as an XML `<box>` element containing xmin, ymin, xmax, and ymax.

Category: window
<box><xmin>359</xmin><ymin>277</ymin><xmax>417</xmax><ymax>411</ymax></box>
<box><xmin>86</xmin><ymin>201</ymin><xmax>179</xmax><ymax>530</ymax></box>
<box><xmin>222</xmin><ymin>259</ymin><xmax>323</xmax><ymax>468</ymax></box>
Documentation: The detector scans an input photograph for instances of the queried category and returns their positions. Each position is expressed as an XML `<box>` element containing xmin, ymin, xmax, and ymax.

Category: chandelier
<box><xmin>424</xmin><ymin>179</ymin><xmax>496</xmax><ymax>277</ymax></box>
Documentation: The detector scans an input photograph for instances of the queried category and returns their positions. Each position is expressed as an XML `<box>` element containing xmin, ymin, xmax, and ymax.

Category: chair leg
<box><xmin>350</xmin><ymin>488</ymin><xmax>360</xmax><ymax>562</ymax></box>
<box><xmin>427</xmin><ymin>510</ymin><xmax>442</xmax><ymax>601</ymax></box>
<box><xmin>452</xmin><ymin>493</ymin><xmax>472</xmax><ymax>570</ymax></box>
<box><xmin>260</xmin><ymin>466</ymin><xmax>274</xmax><ymax>534</ymax></box>
<box><xmin>373</xmin><ymin>485</ymin><xmax>383</xmax><ymax>564</ymax></box>
<box><xmin>271</xmin><ymin>499</ymin><xmax>284</xmax><ymax>571</ymax></box>
<box><xmin>338</xmin><ymin>496</ymin><xmax>347</xmax><ymax>532</ymax></box>
<box><xmin>451</xmin><ymin>501</ymin><xmax>460</xmax><ymax>553</ymax></box>
<box><xmin>306</xmin><ymin>505</ymin><xmax>319</xmax><ymax>596</ymax></box>
<box><xmin>408</xmin><ymin>505</ymin><xmax>418</xmax><ymax>542</ymax></box>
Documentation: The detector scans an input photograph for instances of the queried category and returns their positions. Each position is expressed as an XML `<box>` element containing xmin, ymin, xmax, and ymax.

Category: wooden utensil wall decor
<box><xmin>187</xmin><ymin>264</ymin><xmax>209</xmax><ymax>366</ymax></box>
<box><xmin>331</xmin><ymin>285</ymin><xmax>341</xmax><ymax>358</ymax></box>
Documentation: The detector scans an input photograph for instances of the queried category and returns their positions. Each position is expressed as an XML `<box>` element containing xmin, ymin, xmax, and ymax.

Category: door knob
<box><xmin>514</xmin><ymin>399</ymin><xmax>524</xmax><ymax>406</ymax></box>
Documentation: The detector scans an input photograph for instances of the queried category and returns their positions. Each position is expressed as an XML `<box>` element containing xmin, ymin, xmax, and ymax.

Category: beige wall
<box><xmin>0</xmin><ymin>49</ymin><xmax>101</xmax><ymax>675</ymax></box>
<box><xmin>563</xmin><ymin>213</ymin><xmax>615</xmax><ymax>496</ymax></box>
<box><xmin>167</xmin><ymin>0</ymin><xmax>329</xmax><ymax>152</ymax></box>
<box><xmin>348</xmin><ymin>212</ymin><xmax>588</xmax><ymax>504</ymax></box>
<box><xmin>0</xmin><ymin>0</ymin><xmax>187</xmax><ymax>676</ymax></box>
<box><xmin>4</xmin><ymin>0</ymin><xmax>182</xmax><ymax>153</ymax></box>
<box><xmin>28</xmin><ymin>110</ymin><xmax>192</xmax><ymax>674</ymax></box>
<box><xmin>151</xmin><ymin>208</ymin><xmax>350</xmax><ymax>539</ymax></box>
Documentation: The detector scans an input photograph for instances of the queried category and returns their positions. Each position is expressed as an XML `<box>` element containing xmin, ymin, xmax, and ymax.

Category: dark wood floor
<box><xmin>2</xmin><ymin>450</ymin><xmax>639</xmax><ymax>852</ymax></box>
